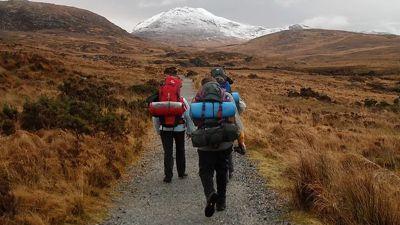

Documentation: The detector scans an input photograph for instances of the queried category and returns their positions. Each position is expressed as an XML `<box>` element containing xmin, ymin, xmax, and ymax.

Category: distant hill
<box><xmin>0</xmin><ymin>0</ymin><xmax>127</xmax><ymax>36</ymax></box>
<box><xmin>223</xmin><ymin>29</ymin><xmax>400</xmax><ymax>69</ymax></box>
<box><xmin>228</xmin><ymin>29</ymin><xmax>400</xmax><ymax>58</ymax></box>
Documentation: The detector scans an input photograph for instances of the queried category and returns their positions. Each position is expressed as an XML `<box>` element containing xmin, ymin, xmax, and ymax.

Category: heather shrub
<box><xmin>20</xmin><ymin>97</ymin><xmax>129</xmax><ymax>136</ymax></box>
<box><xmin>0</xmin><ymin>169</ymin><xmax>16</xmax><ymax>217</ymax></box>
<box><xmin>1</xmin><ymin>119</ymin><xmax>16</xmax><ymax>136</ymax></box>
<box><xmin>58</xmin><ymin>77</ymin><xmax>119</xmax><ymax>108</ymax></box>
<box><xmin>364</xmin><ymin>98</ymin><xmax>400</xmax><ymax>113</ymax></box>
<box><xmin>129</xmin><ymin>79</ymin><xmax>159</xmax><ymax>95</ymax></box>
<box><xmin>2</xmin><ymin>104</ymin><xmax>18</xmax><ymax>121</ymax></box>
<box><xmin>186</xmin><ymin>70</ymin><xmax>198</xmax><ymax>77</ymax></box>
<box><xmin>0</xmin><ymin>104</ymin><xmax>18</xmax><ymax>135</ymax></box>
<box><xmin>96</xmin><ymin>112</ymin><xmax>127</xmax><ymax>136</ymax></box>
<box><xmin>21</xmin><ymin>97</ymin><xmax>67</xmax><ymax>131</ymax></box>
<box><xmin>127</xmin><ymin>99</ymin><xmax>148</xmax><ymax>112</ymax></box>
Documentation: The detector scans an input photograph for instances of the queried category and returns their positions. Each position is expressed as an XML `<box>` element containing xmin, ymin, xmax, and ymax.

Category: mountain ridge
<box><xmin>132</xmin><ymin>7</ymin><xmax>309</xmax><ymax>46</ymax></box>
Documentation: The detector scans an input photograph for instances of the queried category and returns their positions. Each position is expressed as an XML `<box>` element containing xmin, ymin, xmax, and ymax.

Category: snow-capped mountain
<box><xmin>132</xmin><ymin>7</ymin><xmax>309</xmax><ymax>46</ymax></box>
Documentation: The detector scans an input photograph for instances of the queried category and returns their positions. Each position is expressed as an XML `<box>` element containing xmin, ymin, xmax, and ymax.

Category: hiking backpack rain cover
<box><xmin>149</xmin><ymin>76</ymin><xmax>186</xmax><ymax>127</ymax></box>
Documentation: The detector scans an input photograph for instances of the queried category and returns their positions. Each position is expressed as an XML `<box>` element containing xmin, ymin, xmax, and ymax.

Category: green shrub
<box><xmin>127</xmin><ymin>99</ymin><xmax>148</xmax><ymax>112</ymax></box>
<box><xmin>363</xmin><ymin>98</ymin><xmax>400</xmax><ymax>113</ymax></box>
<box><xmin>129</xmin><ymin>84</ymin><xmax>152</xmax><ymax>95</ymax></box>
<box><xmin>59</xmin><ymin>78</ymin><xmax>118</xmax><ymax>108</ymax></box>
<box><xmin>2</xmin><ymin>104</ymin><xmax>18</xmax><ymax>121</ymax></box>
<box><xmin>394</xmin><ymin>97</ymin><xmax>400</xmax><ymax>105</ymax></box>
<box><xmin>391</xmin><ymin>100</ymin><xmax>400</xmax><ymax>113</ymax></box>
<box><xmin>21</xmin><ymin>97</ymin><xmax>67</xmax><ymax>131</ymax></box>
<box><xmin>129</xmin><ymin>79</ymin><xmax>159</xmax><ymax>95</ymax></box>
<box><xmin>20</xmin><ymin>95</ymin><xmax>129</xmax><ymax>136</ymax></box>
<box><xmin>96</xmin><ymin>112</ymin><xmax>127</xmax><ymax>136</ymax></box>
<box><xmin>18</xmin><ymin>78</ymin><xmax>148</xmax><ymax>136</ymax></box>
<box><xmin>377</xmin><ymin>101</ymin><xmax>391</xmax><ymax>108</ymax></box>
<box><xmin>186</xmin><ymin>70</ymin><xmax>198</xmax><ymax>77</ymax></box>
<box><xmin>364</xmin><ymin>99</ymin><xmax>378</xmax><ymax>108</ymax></box>
<box><xmin>288</xmin><ymin>88</ymin><xmax>333</xmax><ymax>103</ymax></box>
<box><xmin>244</xmin><ymin>56</ymin><xmax>253</xmax><ymax>62</ymax></box>
<box><xmin>391</xmin><ymin>86</ymin><xmax>400</xmax><ymax>93</ymax></box>
<box><xmin>68</xmin><ymin>100</ymin><xmax>101</xmax><ymax>122</ymax></box>
<box><xmin>59</xmin><ymin>114</ymin><xmax>92</xmax><ymax>135</ymax></box>
<box><xmin>1</xmin><ymin>119</ymin><xmax>16</xmax><ymax>136</ymax></box>
<box><xmin>189</xmin><ymin>57</ymin><xmax>210</xmax><ymax>67</ymax></box>
<box><xmin>248</xmin><ymin>73</ymin><xmax>260</xmax><ymax>79</ymax></box>
<box><xmin>164</xmin><ymin>67</ymin><xmax>177</xmax><ymax>75</ymax></box>
<box><xmin>0</xmin><ymin>168</ymin><xmax>17</xmax><ymax>216</ymax></box>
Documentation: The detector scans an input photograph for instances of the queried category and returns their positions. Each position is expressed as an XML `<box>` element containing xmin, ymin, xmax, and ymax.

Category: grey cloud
<box><xmin>138</xmin><ymin>0</ymin><xmax>188</xmax><ymax>8</ymax></box>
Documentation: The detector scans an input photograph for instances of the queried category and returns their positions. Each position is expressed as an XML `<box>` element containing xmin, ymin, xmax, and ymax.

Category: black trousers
<box><xmin>198</xmin><ymin>148</ymin><xmax>232</xmax><ymax>203</ymax></box>
<box><xmin>228</xmin><ymin>152</ymin><xmax>234</xmax><ymax>175</ymax></box>
<box><xmin>160</xmin><ymin>131</ymin><xmax>186</xmax><ymax>178</ymax></box>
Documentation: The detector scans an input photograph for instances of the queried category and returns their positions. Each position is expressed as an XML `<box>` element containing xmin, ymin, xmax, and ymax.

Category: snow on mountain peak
<box><xmin>132</xmin><ymin>7</ymin><xmax>308</xmax><ymax>44</ymax></box>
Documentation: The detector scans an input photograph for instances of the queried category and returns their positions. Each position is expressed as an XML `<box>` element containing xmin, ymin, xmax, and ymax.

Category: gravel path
<box><xmin>100</xmin><ymin>78</ymin><xmax>291</xmax><ymax>225</ymax></box>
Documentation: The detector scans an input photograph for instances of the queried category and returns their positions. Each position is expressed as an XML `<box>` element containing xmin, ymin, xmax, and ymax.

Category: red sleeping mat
<box><xmin>149</xmin><ymin>101</ymin><xmax>186</xmax><ymax>117</ymax></box>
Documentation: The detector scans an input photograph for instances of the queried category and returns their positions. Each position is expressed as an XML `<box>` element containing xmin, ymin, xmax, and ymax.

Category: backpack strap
<box><xmin>175</xmin><ymin>84</ymin><xmax>180</xmax><ymax>100</ymax></box>
<box><xmin>217</xmin><ymin>103</ymin><xmax>222</xmax><ymax>120</ymax></box>
<box><xmin>201</xmin><ymin>102</ymin><xmax>206</xmax><ymax>120</ymax></box>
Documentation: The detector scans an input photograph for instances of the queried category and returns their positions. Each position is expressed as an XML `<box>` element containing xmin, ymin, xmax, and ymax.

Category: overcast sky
<box><xmin>28</xmin><ymin>0</ymin><xmax>400</xmax><ymax>34</ymax></box>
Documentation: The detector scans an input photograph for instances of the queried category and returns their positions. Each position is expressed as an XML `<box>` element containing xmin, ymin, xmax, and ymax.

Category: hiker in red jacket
<box><xmin>149</xmin><ymin>67</ymin><xmax>195</xmax><ymax>183</ymax></box>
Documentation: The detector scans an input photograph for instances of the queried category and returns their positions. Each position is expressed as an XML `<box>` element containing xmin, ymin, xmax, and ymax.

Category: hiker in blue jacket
<box><xmin>211</xmin><ymin>68</ymin><xmax>247</xmax><ymax>180</ymax></box>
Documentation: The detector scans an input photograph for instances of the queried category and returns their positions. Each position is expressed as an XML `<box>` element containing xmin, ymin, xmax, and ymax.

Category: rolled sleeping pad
<box><xmin>190</xmin><ymin>102</ymin><xmax>236</xmax><ymax>119</ymax></box>
<box><xmin>149</xmin><ymin>101</ymin><xmax>185</xmax><ymax>117</ymax></box>
<box><xmin>232</xmin><ymin>92</ymin><xmax>240</xmax><ymax>104</ymax></box>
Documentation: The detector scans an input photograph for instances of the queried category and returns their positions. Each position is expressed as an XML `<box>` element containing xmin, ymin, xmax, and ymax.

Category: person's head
<box><xmin>211</xmin><ymin>67</ymin><xmax>227</xmax><ymax>85</ymax></box>
<box><xmin>201</xmin><ymin>77</ymin><xmax>216</xmax><ymax>86</ymax></box>
<box><xmin>164</xmin><ymin>67</ymin><xmax>178</xmax><ymax>76</ymax></box>
<box><xmin>214</xmin><ymin>76</ymin><xmax>226</xmax><ymax>85</ymax></box>
<box><xmin>211</xmin><ymin>67</ymin><xmax>227</xmax><ymax>78</ymax></box>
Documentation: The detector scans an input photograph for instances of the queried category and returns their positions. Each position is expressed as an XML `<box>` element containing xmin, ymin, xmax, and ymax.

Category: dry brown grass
<box><xmin>2</xmin><ymin>25</ymin><xmax>400</xmax><ymax>225</ymax></box>
<box><xmin>0</xmin><ymin>30</ymin><xmax>164</xmax><ymax>225</ymax></box>
<box><xmin>212</xmin><ymin>69</ymin><xmax>400</xmax><ymax>225</ymax></box>
<box><xmin>0</xmin><ymin>130</ymin><xmax>145</xmax><ymax>225</ymax></box>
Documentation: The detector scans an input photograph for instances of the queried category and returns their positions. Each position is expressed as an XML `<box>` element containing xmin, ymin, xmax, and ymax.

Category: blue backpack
<box><xmin>220</xmin><ymin>82</ymin><xmax>232</xmax><ymax>93</ymax></box>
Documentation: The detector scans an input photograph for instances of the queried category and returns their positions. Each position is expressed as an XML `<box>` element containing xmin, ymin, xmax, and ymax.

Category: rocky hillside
<box><xmin>0</xmin><ymin>0</ymin><xmax>127</xmax><ymax>36</ymax></box>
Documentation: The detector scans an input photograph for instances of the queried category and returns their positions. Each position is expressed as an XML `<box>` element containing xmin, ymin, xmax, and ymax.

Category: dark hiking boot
<box><xmin>216</xmin><ymin>202</ymin><xmax>226</xmax><ymax>211</ymax></box>
<box><xmin>216</xmin><ymin>197</ymin><xmax>226</xmax><ymax>211</ymax></box>
<box><xmin>163</xmin><ymin>176</ymin><xmax>172</xmax><ymax>183</ymax></box>
<box><xmin>179</xmin><ymin>173</ymin><xmax>188</xmax><ymax>179</ymax></box>
<box><xmin>234</xmin><ymin>144</ymin><xmax>246</xmax><ymax>155</ymax></box>
<box><xmin>205</xmin><ymin>192</ymin><xmax>218</xmax><ymax>217</ymax></box>
<box><xmin>228</xmin><ymin>171</ymin><xmax>233</xmax><ymax>180</ymax></box>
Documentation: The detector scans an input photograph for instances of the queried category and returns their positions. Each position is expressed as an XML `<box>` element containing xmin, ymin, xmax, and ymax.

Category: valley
<box><xmin>0</xmin><ymin>1</ymin><xmax>399</xmax><ymax>225</ymax></box>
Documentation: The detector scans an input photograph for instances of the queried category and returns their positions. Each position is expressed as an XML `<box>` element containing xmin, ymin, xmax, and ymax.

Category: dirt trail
<box><xmin>100</xmin><ymin>78</ymin><xmax>290</xmax><ymax>225</ymax></box>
